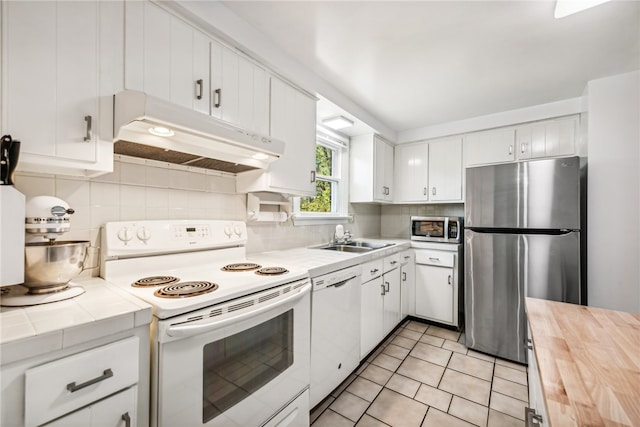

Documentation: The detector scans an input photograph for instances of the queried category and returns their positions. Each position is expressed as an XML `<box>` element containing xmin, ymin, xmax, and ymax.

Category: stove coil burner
<box><xmin>221</xmin><ymin>263</ymin><xmax>262</xmax><ymax>272</ymax></box>
<box><xmin>255</xmin><ymin>267</ymin><xmax>289</xmax><ymax>276</ymax></box>
<box><xmin>154</xmin><ymin>281</ymin><xmax>219</xmax><ymax>298</ymax></box>
<box><xmin>132</xmin><ymin>276</ymin><xmax>180</xmax><ymax>288</ymax></box>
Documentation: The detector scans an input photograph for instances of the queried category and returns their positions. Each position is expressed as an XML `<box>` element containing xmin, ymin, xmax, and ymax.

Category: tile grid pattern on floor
<box><xmin>311</xmin><ymin>320</ymin><xmax>528</xmax><ymax>427</ymax></box>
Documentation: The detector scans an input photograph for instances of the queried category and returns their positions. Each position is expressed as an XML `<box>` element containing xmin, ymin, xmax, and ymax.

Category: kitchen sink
<box><xmin>316</xmin><ymin>241</ymin><xmax>395</xmax><ymax>253</ymax></box>
<box><xmin>320</xmin><ymin>245</ymin><xmax>373</xmax><ymax>253</ymax></box>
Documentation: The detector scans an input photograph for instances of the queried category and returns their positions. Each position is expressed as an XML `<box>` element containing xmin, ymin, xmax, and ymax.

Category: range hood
<box><xmin>113</xmin><ymin>90</ymin><xmax>284</xmax><ymax>173</ymax></box>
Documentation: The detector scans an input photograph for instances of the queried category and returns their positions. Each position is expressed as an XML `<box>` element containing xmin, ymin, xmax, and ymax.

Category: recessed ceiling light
<box><xmin>148</xmin><ymin>126</ymin><xmax>175</xmax><ymax>137</ymax></box>
<box><xmin>322</xmin><ymin>115</ymin><xmax>354</xmax><ymax>130</ymax></box>
<box><xmin>554</xmin><ymin>0</ymin><xmax>611</xmax><ymax>18</ymax></box>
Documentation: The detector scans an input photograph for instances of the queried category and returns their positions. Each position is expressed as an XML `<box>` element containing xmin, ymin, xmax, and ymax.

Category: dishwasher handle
<box><xmin>327</xmin><ymin>274</ymin><xmax>357</xmax><ymax>288</ymax></box>
<box><xmin>166</xmin><ymin>283</ymin><xmax>311</xmax><ymax>338</ymax></box>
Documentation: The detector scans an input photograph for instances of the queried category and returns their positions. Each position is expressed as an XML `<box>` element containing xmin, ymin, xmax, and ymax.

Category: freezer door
<box><xmin>464</xmin><ymin>230</ymin><xmax>581</xmax><ymax>363</ymax></box>
<box><xmin>465</xmin><ymin>231</ymin><xmax>526</xmax><ymax>363</ymax></box>
<box><xmin>465</xmin><ymin>156</ymin><xmax>581</xmax><ymax>229</ymax></box>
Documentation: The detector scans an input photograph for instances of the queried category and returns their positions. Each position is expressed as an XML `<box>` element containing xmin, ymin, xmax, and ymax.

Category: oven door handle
<box><xmin>166</xmin><ymin>283</ymin><xmax>311</xmax><ymax>338</ymax></box>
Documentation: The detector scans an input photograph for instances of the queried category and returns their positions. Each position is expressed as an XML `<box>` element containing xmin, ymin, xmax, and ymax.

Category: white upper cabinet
<box><xmin>394</xmin><ymin>143</ymin><xmax>429</xmax><ymax>202</ymax></box>
<box><xmin>236</xmin><ymin>77</ymin><xmax>316</xmax><ymax>196</ymax></box>
<box><xmin>394</xmin><ymin>136</ymin><xmax>462</xmax><ymax>203</ymax></box>
<box><xmin>464</xmin><ymin>128</ymin><xmax>516</xmax><ymax>167</ymax></box>
<box><xmin>2</xmin><ymin>0</ymin><xmax>123</xmax><ymax>176</ymax></box>
<box><xmin>126</xmin><ymin>2</ymin><xmax>269</xmax><ymax>136</ymax></box>
<box><xmin>127</xmin><ymin>2</ymin><xmax>210</xmax><ymax>112</ymax></box>
<box><xmin>516</xmin><ymin>116</ymin><xmax>577</xmax><ymax>160</ymax></box>
<box><xmin>210</xmin><ymin>42</ymin><xmax>269</xmax><ymax>135</ymax></box>
<box><xmin>429</xmin><ymin>136</ymin><xmax>462</xmax><ymax>202</ymax></box>
<box><xmin>350</xmin><ymin>134</ymin><xmax>394</xmax><ymax>203</ymax></box>
<box><xmin>465</xmin><ymin>116</ymin><xmax>579</xmax><ymax>168</ymax></box>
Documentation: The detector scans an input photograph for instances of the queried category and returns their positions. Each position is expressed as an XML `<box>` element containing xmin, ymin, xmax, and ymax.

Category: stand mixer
<box><xmin>1</xmin><ymin>196</ymin><xmax>91</xmax><ymax>306</ymax></box>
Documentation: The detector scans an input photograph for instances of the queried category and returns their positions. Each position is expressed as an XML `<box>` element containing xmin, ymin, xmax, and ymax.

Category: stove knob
<box><xmin>233</xmin><ymin>224</ymin><xmax>243</xmax><ymax>238</ymax></box>
<box><xmin>224</xmin><ymin>225</ymin><xmax>233</xmax><ymax>238</ymax></box>
<box><xmin>117</xmin><ymin>227</ymin><xmax>133</xmax><ymax>244</ymax></box>
<box><xmin>137</xmin><ymin>226</ymin><xmax>151</xmax><ymax>242</ymax></box>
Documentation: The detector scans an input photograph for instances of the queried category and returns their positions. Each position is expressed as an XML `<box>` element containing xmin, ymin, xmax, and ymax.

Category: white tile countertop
<box><xmin>250</xmin><ymin>238</ymin><xmax>411</xmax><ymax>277</ymax></box>
<box><xmin>0</xmin><ymin>277</ymin><xmax>152</xmax><ymax>365</ymax></box>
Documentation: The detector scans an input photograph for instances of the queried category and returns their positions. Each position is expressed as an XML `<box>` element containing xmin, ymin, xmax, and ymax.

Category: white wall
<box><xmin>586</xmin><ymin>70</ymin><xmax>640</xmax><ymax>313</ymax></box>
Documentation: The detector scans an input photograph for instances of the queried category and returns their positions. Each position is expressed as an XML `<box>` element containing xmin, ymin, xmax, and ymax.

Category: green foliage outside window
<box><xmin>300</xmin><ymin>145</ymin><xmax>334</xmax><ymax>213</ymax></box>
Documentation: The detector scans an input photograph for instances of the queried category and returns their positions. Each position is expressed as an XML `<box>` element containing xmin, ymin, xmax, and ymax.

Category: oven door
<box><xmin>154</xmin><ymin>281</ymin><xmax>311</xmax><ymax>427</ymax></box>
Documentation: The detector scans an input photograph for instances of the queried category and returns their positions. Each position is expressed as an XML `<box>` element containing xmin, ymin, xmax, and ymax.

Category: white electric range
<box><xmin>101</xmin><ymin>220</ymin><xmax>311</xmax><ymax>427</ymax></box>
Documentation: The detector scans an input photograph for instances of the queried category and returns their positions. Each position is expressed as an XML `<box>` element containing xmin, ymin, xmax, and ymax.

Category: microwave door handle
<box><xmin>166</xmin><ymin>283</ymin><xmax>311</xmax><ymax>338</ymax></box>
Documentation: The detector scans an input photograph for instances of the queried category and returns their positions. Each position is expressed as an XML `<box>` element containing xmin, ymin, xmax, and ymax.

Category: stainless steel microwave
<box><xmin>410</xmin><ymin>216</ymin><xmax>462</xmax><ymax>243</ymax></box>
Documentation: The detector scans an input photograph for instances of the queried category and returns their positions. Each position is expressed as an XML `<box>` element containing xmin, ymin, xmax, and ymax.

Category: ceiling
<box><xmin>220</xmin><ymin>1</ymin><xmax>639</xmax><ymax>136</ymax></box>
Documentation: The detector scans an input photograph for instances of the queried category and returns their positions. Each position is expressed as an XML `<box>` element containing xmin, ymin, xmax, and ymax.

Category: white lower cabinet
<box><xmin>414</xmin><ymin>249</ymin><xmax>460</xmax><ymax>328</ymax></box>
<box><xmin>24</xmin><ymin>336</ymin><xmax>140</xmax><ymax>427</ymax></box>
<box><xmin>44</xmin><ymin>386</ymin><xmax>137</xmax><ymax>427</ymax></box>
<box><xmin>399</xmin><ymin>250</ymin><xmax>416</xmax><ymax>318</ymax></box>
<box><xmin>360</xmin><ymin>255</ymin><xmax>402</xmax><ymax>359</ymax></box>
<box><xmin>526</xmin><ymin>327</ymin><xmax>548</xmax><ymax>427</ymax></box>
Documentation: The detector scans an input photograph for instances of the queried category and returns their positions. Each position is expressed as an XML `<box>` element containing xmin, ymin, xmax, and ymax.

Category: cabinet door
<box><xmin>237</xmin><ymin>57</ymin><xmax>269</xmax><ymax>136</ymax></box>
<box><xmin>394</xmin><ymin>143</ymin><xmax>429</xmax><ymax>202</ymax></box>
<box><xmin>55</xmin><ymin>0</ymin><xmax>99</xmax><ymax>161</ymax></box>
<box><xmin>44</xmin><ymin>386</ymin><xmax>137</xmax><ymax>427</ymax></box>
<box><xmin>209</xmin><ymin>40</ymin><xmax>224</xmax><ymax>120</ymax></box>
<box><xmin>464</xmin><ymin>129</ymin><xmax>515</xmax><ymax>167</ymax></box>
<box><xmin>383</xmin><ymin>268</ymin><xmax>402</xmax><ymax>335</ymax></box>
<box><xmin>142</xmin><ymin>2</ymin><xmax>171</xmax><ymax>100</ymax></box>
<box><xmin>400</xmin><ymin>251</ymin><xmax>416</xmax><ymax>318</ymax></box>
<box><xmin>361</xmin><ymin>277</ymin><xmax>385</xmax><ymax>359</ymax></box>
<box><xmin>383</xmin><ymin>141</ymin><xmax>395</xmax><ymax>201</ymax></box>
<box><xmin>429</xmin><ymin>136</ymin><xmax>462</xmax><ymax>201</ymax></box>
<box><xmin>267</xmin><ymin>77</ymin><xmax>316</xmax><ymax>196</ymax></box>
<box><xmin>415</xmin><ymin>264</ymin><xmax>454</xmax><ymax>324</ymax></box>
<box><xmin>4</xmin><ymin>0</ymin><xmax>57</xmax><ymax>156</ymax></box>
<box><xmin>374</xmin><ymin>137</ymin><xmax>394</xmax><ymax>201</ymax></box>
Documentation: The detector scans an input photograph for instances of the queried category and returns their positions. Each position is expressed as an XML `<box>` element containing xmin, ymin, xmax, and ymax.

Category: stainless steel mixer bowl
<box><xmin>24</xmin><ymin>241</ymin><xmax>90</xmax><ymax>294</ymax></box>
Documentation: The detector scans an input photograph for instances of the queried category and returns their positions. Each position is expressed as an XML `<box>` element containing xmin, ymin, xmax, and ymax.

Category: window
<box><xmin>292</xmin><ymin>128</ymin><xmax>349</xmax><ymax>224</ymax></box>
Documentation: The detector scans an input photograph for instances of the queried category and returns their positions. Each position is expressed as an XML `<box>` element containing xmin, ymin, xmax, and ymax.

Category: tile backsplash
<box><xmin>14</xmin><ymin>156</ymin><xmax>381</xmax><ymax>264</ymax></box>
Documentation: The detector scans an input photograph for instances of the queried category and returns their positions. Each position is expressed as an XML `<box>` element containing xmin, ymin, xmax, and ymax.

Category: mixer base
<box><xmin>0</xmin><ymin>284</ymin><xmax>85</xmax><ymax>307</ymax></box>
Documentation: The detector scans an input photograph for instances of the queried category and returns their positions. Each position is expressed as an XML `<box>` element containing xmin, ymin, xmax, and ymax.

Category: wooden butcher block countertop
<box><xmin>525</xmin><ymin>298</ymin><xmax>640</xmax><ymax>427</ymax></box>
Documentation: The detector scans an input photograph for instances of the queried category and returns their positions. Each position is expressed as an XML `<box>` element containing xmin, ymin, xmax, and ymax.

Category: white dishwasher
<box><xmin>310</xmin><ymin>265</ymin><xmax>362</xmax><ymax>408</ymax></box>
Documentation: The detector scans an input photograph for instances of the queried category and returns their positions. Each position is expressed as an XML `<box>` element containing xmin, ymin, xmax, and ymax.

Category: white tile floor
<box><xmin>311</xmin><ymin>320</ymin><xmax>528</xmax><ymax>427</ymax></box>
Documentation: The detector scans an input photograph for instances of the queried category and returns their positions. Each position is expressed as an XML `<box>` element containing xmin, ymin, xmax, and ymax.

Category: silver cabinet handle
<box><xmin>402</xmin><ymin>272</ymin><xmax>407</xmax><ymax>281</ymax></box>
<box><xmin>311</xmin><ymin>170</ymin><xmax>316</xmax><ymax>182</ymax></box>
<box><xmin>390</xmin><ymin>260</ymin><xmax>398</xmax><ymax>265</ymax></box>
<box><xmin>384</xmin><ymin>281</ymin><xmax>390</xmax><ymax>292</ymax></box>
<box><xmin>432</xmin><ymin>187</ymin><xmax>436</xmax><ymax>196</ymax></box>
<box><xmin>448</xmin><ymin>275</ymin><xmax>452</xmax><ymax>285</ymax></box>
<box><xmin>213</xmin><ymin>88</ymin><xmax>221</xmax><ymax>108</ymax></box>
<box><xmin>83</xmin><ymin>115</ymin><xmax>92</xmax><ymax>142</ymax></box>
<box><xmin>66</xmin><ymin>368</ymin><xmax>113</xmax><ymax>392</ymax></box>
<box><xmin>521</xmin><ymin>143</ymin><xmax>527</xmax><ymax>154</ymax></box>
<box><xmin>121</xmin><ymin>412</ymin><xmax>131</xmax><ymax>427</ymax></box>
<box><xmin>423</xmin><ymin>187</ymin><xmax>427</xmax><ymax>196</ymax></box>
<box><xmin>370</xmin><ymin>268</ymin><xmax>379</xmax><ymax>275</ymax></box>
<box><xmin>509</xmin><ymin>144</ymin><xmax>513</xmax><ymax>155</ymax></box>
<box><xmin>380</xmin><ymin>283</ymin><xmax>386</xmax><ymax>295</ymax></box>
<box><xmin>403</xmin><ymin>255</ymin><xmax>410</xmax><ymax>260</ymax></box>
<box><xmin>429</xmin><ymin>257</ymin><xmax>440</xmax><ymax>262</ymax></box>
<box><xmin>525</xmin><ymin>407</ymin><xmax>543</xmax><ymax>427</ymax></box>
<box><xmin>195</xmin><ymin>79</ymin><xmax>203</xmax><ymax>100</ymax></box>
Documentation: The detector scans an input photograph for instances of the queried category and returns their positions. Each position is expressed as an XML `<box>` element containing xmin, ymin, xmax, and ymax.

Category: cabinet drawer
<box><xmin>361</xmin><ymin>259</ymin><xmax>384</xmax><ymax>282</ymax></box>
<box><xmin>383</xmin><ymin>254</ymin><xmax>400</xmax><ymax>273</ymax></box>
<box><xmin>25</xmin><ymin>336</ymin><xmax>139</xmax><ymax>427</ymax></box>
<box><xmin>415</xmin><ymin>250</ymin><xmax>454</xmax><ymax>267</ymax></box>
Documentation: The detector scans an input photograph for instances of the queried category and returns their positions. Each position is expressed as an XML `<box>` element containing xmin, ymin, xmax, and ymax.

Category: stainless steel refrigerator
<box><xmin>464</xmin><ymin>156</ymin><xmax>586</xmax><ymax>364</ymax></box>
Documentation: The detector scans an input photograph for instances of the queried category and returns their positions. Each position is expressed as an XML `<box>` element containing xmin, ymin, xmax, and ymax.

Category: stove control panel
<box><xmin>102</xmin><ymin>220</ymin><xmax>248</xmax><ymax>258</ymax></box>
